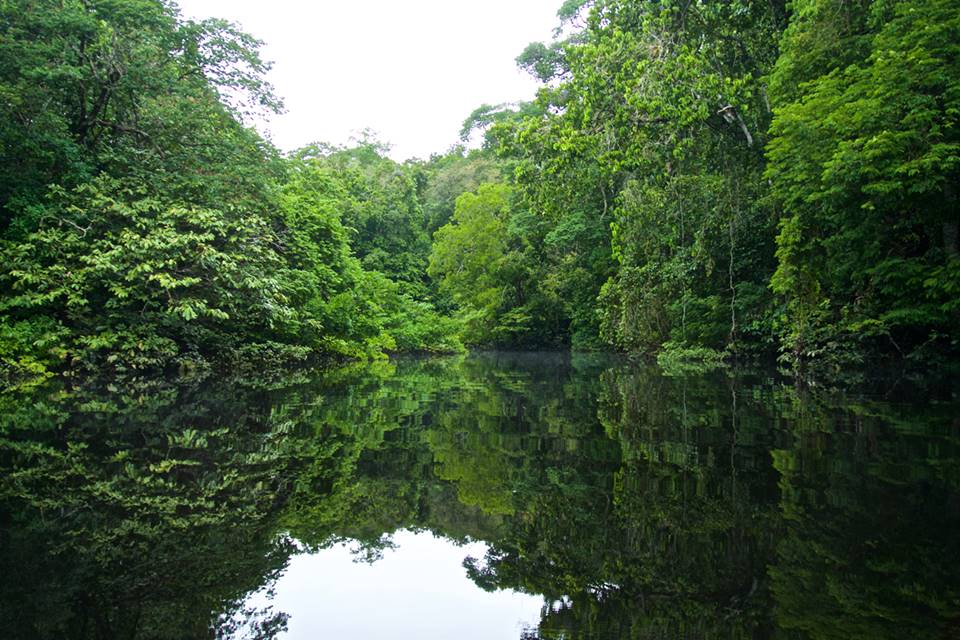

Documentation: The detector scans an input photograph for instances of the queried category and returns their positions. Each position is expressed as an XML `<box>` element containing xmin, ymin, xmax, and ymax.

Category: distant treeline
<box><xmin>1</xmin><ymin>0</ymin><xmax>957</xmax><ymax>383</ymax></box>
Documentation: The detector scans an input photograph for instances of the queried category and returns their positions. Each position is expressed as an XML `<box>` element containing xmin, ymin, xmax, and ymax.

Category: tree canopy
<box><xmin>2</xmin><ymin>0</ymin><xmax>958</xmax><ymax>382</ymax></box>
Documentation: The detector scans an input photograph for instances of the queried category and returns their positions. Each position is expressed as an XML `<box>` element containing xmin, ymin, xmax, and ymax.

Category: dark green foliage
<box><xmin>0</xmin><ymin>0</ymin><xmax>281</xmax><ymax>231</ymax></box>
<box><xmin>767</xmin><ymin>0</ymin><xmax>960</xmax><ymax>368</ymax></box>
<box><xmin>0</xmin><ymin>0</ymin><xmax>461</xmax><ymax>380</ymax></box>
<box><xmin>430</xmin><ymin>0</ymin><xmax>959</xmax><ymax>369</ymax></box>
<box><xmin>490</xmin><ymin>0</ymin><xmax>781</xmax><ymax>355</ymax></box>
<box><xmin>3</xmin><ymin>355</ymin><xmax>959</xmax><ymax>638</ymax></box>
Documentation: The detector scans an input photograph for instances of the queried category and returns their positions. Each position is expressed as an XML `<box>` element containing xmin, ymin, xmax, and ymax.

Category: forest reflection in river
<box><xmin>1</xmin><ymin>352</ymin><xmax>958</xmax><ymax>639</ymax></box>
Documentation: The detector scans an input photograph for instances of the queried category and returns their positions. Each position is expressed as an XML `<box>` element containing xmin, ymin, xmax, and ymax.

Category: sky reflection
<box><xmin>251</xmin><ymin>530</ymin><xmax>543</xmax><ymax>639</ymax></box>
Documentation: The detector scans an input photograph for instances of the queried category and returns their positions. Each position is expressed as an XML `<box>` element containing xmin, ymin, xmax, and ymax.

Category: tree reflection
<box><xmin>770</xmin><ymin>390</ymin><xmax>960</xmax><ymax>640</ymax></box>
<box><xmin>0</xmin><ymin>374</ymin><xmax>330</xmax><ymax>638</ymax></box>
<box><xmin>2</xmin><ymin>356</ymin><xmax>958</xmax><ymax>638</ymax></box>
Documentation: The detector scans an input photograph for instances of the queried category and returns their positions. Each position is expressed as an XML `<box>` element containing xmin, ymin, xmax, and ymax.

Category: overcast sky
<box><xmin>176</xmin><ymin>0</ymin><xmax>560</xmax><ymax>160</ymax></box>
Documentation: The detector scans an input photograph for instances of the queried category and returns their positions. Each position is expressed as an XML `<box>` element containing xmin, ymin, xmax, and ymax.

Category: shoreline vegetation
<box><xmin>2</xmin><ymin>0</ymin><xmax>958</xmax><ymax>389</ymax></box>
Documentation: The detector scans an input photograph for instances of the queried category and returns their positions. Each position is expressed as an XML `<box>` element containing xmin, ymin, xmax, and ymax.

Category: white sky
<box><xmin>176</xmin><ymin>0</ymin><xmax>560</xmax><ymax>161</ymax></box>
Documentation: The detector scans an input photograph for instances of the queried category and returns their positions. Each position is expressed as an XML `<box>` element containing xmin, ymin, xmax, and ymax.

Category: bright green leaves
<box><xmin>279</xmin><ymin>145</ymin><xmax>463</xmax><ymax>357</ymax></box>
<box><xmin>429</xmin><ymin>184</ymin><xmax>512</xmax><ymax>344</ymax></box>
<box><xmin>766</xmin><ymin>0</ymin><xmax>960</xmax><ymax>366</ymax></box>
<box><xmin>427</xmin><ymin>180</ymin><xmax>567</xmax><ymax>348</ymax></box>
<box><xmin>0</xmin><ymin>0</ymin><xmax>466</xmax><ymax>375</ymax></box>
<box><xmin>0</xmin><ymin>179</ymin><xmax>295</xmax><ymax>370</ymax></box>
<box><xmin>0</xmin><ymin>317</ymin><xmax>68</xmax><ymax>389</ymax></box>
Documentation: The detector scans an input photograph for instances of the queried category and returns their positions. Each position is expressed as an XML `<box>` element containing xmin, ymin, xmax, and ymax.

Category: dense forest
<box><xmin>1</xmin><ymin>0</ymin><xmax>958</xmax><ymax>385</ymax></box>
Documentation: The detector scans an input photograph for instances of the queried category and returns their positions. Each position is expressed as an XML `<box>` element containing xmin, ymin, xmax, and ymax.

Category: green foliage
<box><xmin>280</xmin><ymin>146</ymin><xmax>463</xmax><ymax>356</ymax></box>
<box><xmin>0</xmin><ymin>317</ymin><xmax>67</xmax><ymax>389</ymax></box>
<box><xmin>2</xmin><ymin>0</ymin><xmax>959</xmax><ymax>377</ymax></box>
<box><xmin>0</xmin><ymin>0</ymin><xmax>283</xmax><ymax>233</ymax></box>
<box><xmin>296</xmin><ymin>139</ymin><xmax>432</xmax><ymax>299</ymax></box>
<box><xmin>453</xmin><ymin>0</ymin><xmax>958</xmax><ymax>367</ymax></box>
<box><xmin>429</xmin><ymin>184</ymin><xmax>512</xmax><ymax>343</ymax></box>
<box><xmin>1</xmin><ymin>178</ymin><xmax>300</xmax><ymax>371</ymax></box>
<box><xmin>478</xmin><ymin>0</ymin><xmax>781</xmax><ymax>354</ymax></box>
<box><xmin>429</xmin><ymin>183</ymin><xmax>565</xmax><ymax>346</ymax></box>
<box><xmin>3</xmin><ymin>353</ymin><xmax>959</xmax><ymax>637</ymax></box>
<box><xmin>767</xmin><ymin>0</ymin><xmax>960</xmax><ymax>367</ymax></box>
<box><xmin>418</xmin><ymin>147</ymin><xmax>502</xmax><ymax>233</ymax></box>
<box><xmin>0</xmin><ymin>0</ymin><xmax>462</xmax><ymax>376</ymax></box>
<box><xmin>655</xmin><ymin>341</ymin><xmax>726</xmax><ymax>376</ymax></box>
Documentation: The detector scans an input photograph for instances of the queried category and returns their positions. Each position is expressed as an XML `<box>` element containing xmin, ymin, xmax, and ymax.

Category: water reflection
<box><xmin>1</xmin><ymin>353</ymin><xmax>957</xmax><ymax>638</ymax></box>
<box><xmin>249</xmin><ymin>530</ymin><xmax>541</xmax><ymax>639</ymax></box>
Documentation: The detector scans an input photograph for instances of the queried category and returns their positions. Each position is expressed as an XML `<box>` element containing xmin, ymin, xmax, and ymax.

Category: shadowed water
<box><xmin>1</xmin><ymin>352</ymin><xmax>958</xmax><ymax>638</ymax></box>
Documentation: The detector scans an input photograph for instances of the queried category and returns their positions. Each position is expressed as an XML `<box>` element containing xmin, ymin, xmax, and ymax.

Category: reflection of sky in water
<box><xmin>250</xmin><ymin>530</ymin><xmax>543</xmax><ymax>639</ymax></box>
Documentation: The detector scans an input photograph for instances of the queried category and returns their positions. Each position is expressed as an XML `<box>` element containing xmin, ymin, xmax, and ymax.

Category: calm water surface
<box><xmin>1</xmin><ymin>352</ymin><xmax>958</xmax><ymax>638</ymax></box>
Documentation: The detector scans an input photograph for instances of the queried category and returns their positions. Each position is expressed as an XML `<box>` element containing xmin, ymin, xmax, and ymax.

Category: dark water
<box><xmin>1</xmin><ymin>352</ymin><xmax>958</xmax><ymax>639</ymax></box>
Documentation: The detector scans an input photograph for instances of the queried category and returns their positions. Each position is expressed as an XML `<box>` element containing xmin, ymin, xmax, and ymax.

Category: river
<box><xmin>1</xmin><ymin>352</ymin><xmax>957</xmax><ymax>638</ymax></box>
